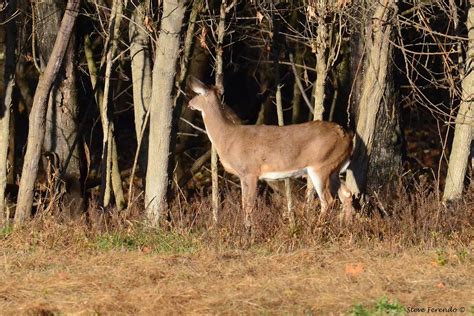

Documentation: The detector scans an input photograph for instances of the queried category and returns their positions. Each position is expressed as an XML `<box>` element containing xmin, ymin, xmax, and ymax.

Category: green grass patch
<box><xmin>435</xmin><ymin>249</ymin><xmax>448</xmax><ymax>266</ymax></box>
<box><xmin>0</xmin><ymin>224</ymin><xmax>13</xmax><ymax>239</ymax></box>
<box><xmin>350</xmin><ymin>297</ymin><xmax>406</xmax><ymax>316</ymax></box>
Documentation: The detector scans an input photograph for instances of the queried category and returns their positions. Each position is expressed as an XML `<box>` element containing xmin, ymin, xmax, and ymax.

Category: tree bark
<box><xmin>145</xmin><ymin>0</ymin><xmax>186</xmax><ymax>225</ymax></box>
<box><xmin>346</xmin><ymin>0</ymin><xmax>402</xmax><ymax>195</ymax></box>
<box><xmin>15</xmin><ymin>0</ymin><xmax>81</xmax><ymax>225</ymax></box>
<box><xmin>443</xmin><ymin>1</ymin><xmax>474</xmax><ymax>201</ymax></box>
<box><xmin>211</xmin><ymin>0</ymin><xmax>228</xmax><ymax>224</ymax></box>
<box><xmin>129</xmin><ymin>0</ymin><xmax>152</xmax><ymax>178</ymax></box>
<box><xmin>307</xmin><ymin>1</ymin><xmax>328</xmax><ymax>205</ymax></box>
<box><xmin>275</xmin><ymin>84</ymin><xmax>295</xmax><ymax>225</ymax></box>
<box><xmin>0</xmin><ymin>0</ymin><xmax>16</xmax><ymax>225</ymax></box>
<box><xmin>178</xmin><ymin>0</ymin><xmax>202</xmax><ymax>87</ymax></box>
<box><xmin>35</xmin><ymin>0</ymin><xmax>85</xmax><ymax>218</ymax></box>
<box><xmin>99</xmin><ymin>0</ymin><xmax>125</xmax><ymax>210</ymax></box>
<box><xmin>291</xmin><ymin>45</ymin><xmax>303</xmax><ymax>124</ymax></box>
<box><xmin>312</xmin><ymin>2</ymin><xmax>328</xmax><ymax>122</ymax></box>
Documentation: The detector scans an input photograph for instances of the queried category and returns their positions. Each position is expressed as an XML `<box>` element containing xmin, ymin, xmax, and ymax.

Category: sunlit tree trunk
<box><xmin>35</xmin><ymin>0</ymin><xmax>85</xmax><ymax>217</ymax></box>
<box><xmin>346</xmin><ymin>0</ymin><xmax>402</xmax><ymax>195</ymax></box>
<box><xmin>444</xmin><ymin>1</ymin><xmax>474</xmax><ymax>201</ymax></box>
<box><xmin>307</xmin><ymin>1</ymin><xmax>328</xmax><ymax>205</ymax></box>
<box><xmin>99</xmin><ymin>0</ymin><xmax>125</xmax><ymax>210</ymax></box>
<box><xmin>129</xmin><ymin>0</ymin><xmax>152</xmax><ymax>179</ymax></box>
<box><xmin>145</xmin><ymin>0</ymin><xmax>186</xmax><ymax>225</ymax></box>
<box><xmin>210</xmin><ymin>0</ymin><xmax>229</xmax><ymax>224</ymax></box>
<box><xmin>312</xmin><ymin>4</ymin><xmax>328</xmax><ymax>122</ymax></box>
<box><xmin>178</xmin><ymin>0</ymin><xmax>202</xmax><ymax>89</ymax></box>
<box><xmin>15</xmin><ymin>0</ymin><xmax>81</xmax><ymax>225</ymax></box>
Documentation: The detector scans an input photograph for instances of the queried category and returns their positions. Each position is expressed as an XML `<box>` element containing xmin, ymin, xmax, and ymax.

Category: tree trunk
<box><xmin>289</xmin><ymin>8</ymin><xmax>302</xmax><ymax>125</ymax></box>
<box><xmin>84</xmin><ymin>34</ymin><xmax>124</xmax><ymax>210</ymax></box>
<box><xmin>15</xmin><ymin>0</ymin><xmax>81</xmax><ymax>225</ymax></box>
<box><xmin>275</xmin><ymin>84</ymin><xmax>295</xmax><ymax>225</ymax></box>
<box><xmin>178</xmin><ymin>0</ymin><xmax>202</xmax><ymax>87</ymax></box>
<box><xmin>307</xmin><ymin>2</ymin><xmax>328</xmax><ymax>205</ymax></box>
<box><xmin>99</xmin><ymin>0</ymin><xmax>125</xmax><ymax>210</ymax></box>
<box><xmin>0</xmin><ymin>0</ymin><xmax>16</xmax><ymax>225</ymax></box>
<box><xmin>291</xmin><ymin>45</ymin><xmax>303</xmax><ymax>124</ymax></box>
<box><xmin>443</xmin><ymin>1</ymin><xmax>474</xmax><ymax>201</ymax></box>
<box><xmin>35</xmin><ymin>0</ymin><xmax>85</xmax><ymax>218</ymax></box>
<box><xmin>271</xmin><ymin>10</ymin><xmax>294</xmax><ymax>224</ymax></box>
<box><xmin>129</xmin><ymin>0</ymin><xmax>152</xmax><ymax>178</ymax></box>
<box><xmin>145</xmin><ymin>0</ymin><xmax>186</xmax><ymax>225</ymax></box>
<box><xmin>211</xmin><ymin>0</ymin><xmax>229</xmax><ymax>224</ymax></box>
<box><xmin>312</xmin><ymin>3</ymin><xmax>328</xmax><ymax>122</ymax></box>
<box><xmin>346</xmin><ymin>0</ymin><xmax>402</xmax><ymax>195</ymax></box>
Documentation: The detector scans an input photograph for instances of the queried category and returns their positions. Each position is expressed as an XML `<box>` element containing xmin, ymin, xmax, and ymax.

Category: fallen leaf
<box><xmin>345</xmin><ymin>263</ymin><xmax>364</xmax><ymax>277</ymax></box>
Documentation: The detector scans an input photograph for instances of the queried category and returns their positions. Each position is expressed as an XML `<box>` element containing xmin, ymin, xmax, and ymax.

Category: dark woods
<box><xmin>0</xmin><ymin>0</ymin><xmax>472</xmax><ymax>228</ymax></box>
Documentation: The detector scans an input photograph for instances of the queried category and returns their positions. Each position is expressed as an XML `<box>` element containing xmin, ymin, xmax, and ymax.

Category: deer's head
<box><xmin>188</xmin><ymin>76</ymin><xmax>221</xmax><ymax>112</ymax></box>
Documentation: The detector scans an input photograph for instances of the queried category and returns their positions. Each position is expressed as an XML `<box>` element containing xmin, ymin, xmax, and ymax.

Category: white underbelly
<box><xmin>259</xmin><ymin>168</ymin><xmax>307</xmax><ymax>181</ymax></box>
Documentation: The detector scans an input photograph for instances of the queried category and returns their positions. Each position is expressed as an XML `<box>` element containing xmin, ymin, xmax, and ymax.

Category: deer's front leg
<box><xmin>337</xmin><ymin>182</ymin><xmax>354</xmax><ymax>223</ymax></box>
<box><xmin>330</xmin><ymin>173</ymin><xmax>354</xmax><ymax>222</ymax></box>
<box><xmin>240</xmin><ymin>175</ymin><xmax>258</xmax><ymax>231</ymax></box>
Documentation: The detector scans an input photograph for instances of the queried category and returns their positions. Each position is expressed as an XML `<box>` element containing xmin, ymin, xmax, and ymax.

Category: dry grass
<box><xmin>0</xmin><ymin>246</ymin><xmax>472</xmax><ymax>314</ymax></box>
<box><xmin>0</xmin><ymin>183</ymin><xmax>473</xmax><ymax>315</ymax></box>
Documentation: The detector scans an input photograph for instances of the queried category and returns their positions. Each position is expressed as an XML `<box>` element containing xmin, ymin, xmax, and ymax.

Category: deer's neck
<box><xmin>201</xmin><ymin>103</ymin><xmax>234</xmax><ymax>149</ymax></box>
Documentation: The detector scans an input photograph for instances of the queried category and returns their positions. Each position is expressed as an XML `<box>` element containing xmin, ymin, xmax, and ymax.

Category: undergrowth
<box><xmin>93</xmin><ymin>229</ymin><xmax>198</xmax><ymax>254</ymax></box>
<box><xmin>0</xmin><ymin>182</ymin><xmax>472</xmax><ymax>315</ymax></box>
<box><xmin>1</xmin><ymin>181</ymin><xmax>472</xmax><ymax>254</ymax></box>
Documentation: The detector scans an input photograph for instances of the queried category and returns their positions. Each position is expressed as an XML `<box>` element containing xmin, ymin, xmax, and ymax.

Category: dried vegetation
<box><xmin>0</xmin><ymin>181</ymin><xmax>473</xmax><ymax>314</ymax></box>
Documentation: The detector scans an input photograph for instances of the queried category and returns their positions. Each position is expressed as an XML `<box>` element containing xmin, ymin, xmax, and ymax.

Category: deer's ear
<box><xmin>189</xmin><ymin>76</ymin><xmax>209</xmax><ymax>95</ymax></box>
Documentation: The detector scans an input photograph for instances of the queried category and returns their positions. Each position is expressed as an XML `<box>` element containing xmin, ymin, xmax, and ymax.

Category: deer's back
<box><xmin>219</xmin><ymin>120</ymin><xmax>352</xmax><ymax>176</ymax></box>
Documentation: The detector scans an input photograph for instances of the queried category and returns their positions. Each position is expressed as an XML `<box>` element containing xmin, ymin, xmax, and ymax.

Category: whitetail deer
<box><xmin>188</xmin><ymin>77</ymin><xmax>354</xmax><ymax>230</ymax></box>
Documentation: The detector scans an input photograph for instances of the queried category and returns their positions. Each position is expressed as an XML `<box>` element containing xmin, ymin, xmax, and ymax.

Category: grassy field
<box><xmin>1</xmin><ymin>188</ymin><xmax>473</xmax><ymax>315</ymax></box>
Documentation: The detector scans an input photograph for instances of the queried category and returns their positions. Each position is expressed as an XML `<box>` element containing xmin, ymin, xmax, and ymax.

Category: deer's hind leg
<box><xmin>307</xmin><ymin>167</ymin><xmax>335</xmax><ymax>218</ymax></box>
<box><xmin>240</xmin><ymin>175</ymin><xmax>258</xmax><ymax>232</ymax></box>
